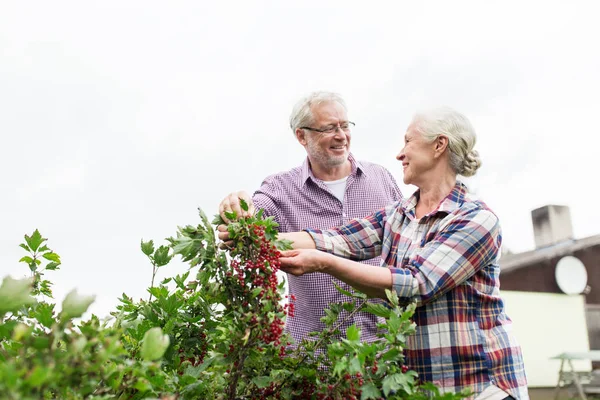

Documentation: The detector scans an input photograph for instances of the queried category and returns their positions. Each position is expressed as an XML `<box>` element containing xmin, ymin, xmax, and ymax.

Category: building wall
<box><xmin>577</xmin><ymin>245</ymin><xmax>600</xmax><ymax>305</ymax></box>
<box><xmin>502</xmin><ymin>291</ymin><xmax>590</xmax><ymax>387</ymax></box>
<box><xmin>500</xmin><ymin>244</ymin><xmax>600</xmax><ymax>305</ymax></box>
<box><xmin>587</xmin><ymin>304</ymin><xmax>600</xmax><ymax>368</ymax></box>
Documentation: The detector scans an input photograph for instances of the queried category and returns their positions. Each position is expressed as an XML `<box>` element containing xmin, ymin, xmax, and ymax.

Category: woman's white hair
<box><xmin>411</xmin><ymin>107</ymin><xmax>482</xmax><ymax>177</ymax></box>
<box><xmin>289</xmin><ymin>91</ymin><xmax>347</xmax><ymax>135</ymax></box>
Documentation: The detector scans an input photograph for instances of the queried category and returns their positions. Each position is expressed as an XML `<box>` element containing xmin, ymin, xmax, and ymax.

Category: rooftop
<box><xmin>500</xmin><ymin>233</ymin><xmax>600</xmax><ymax>273</ymax></box>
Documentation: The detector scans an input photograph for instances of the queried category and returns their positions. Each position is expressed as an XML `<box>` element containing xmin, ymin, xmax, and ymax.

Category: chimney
<box><xmin>531</xmin><ymin>205</ymin><xmax>574</xmax><ymax>249</ymax></box>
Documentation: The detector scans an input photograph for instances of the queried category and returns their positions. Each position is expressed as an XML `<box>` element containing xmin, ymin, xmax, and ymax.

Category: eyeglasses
<box><xmin>300</xmin><ymin>121</ymin><xmax>355</xmax><ymax>134</ymax></box>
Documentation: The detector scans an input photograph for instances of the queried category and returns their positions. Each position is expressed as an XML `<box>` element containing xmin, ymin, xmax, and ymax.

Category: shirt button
<box><xmin>342</xmin><ymin>213</ymin><xmax>347</xmax><ymax>217</ymax></box>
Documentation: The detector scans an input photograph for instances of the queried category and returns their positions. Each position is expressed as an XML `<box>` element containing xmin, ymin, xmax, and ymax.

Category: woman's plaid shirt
<box><xmin>307</xmin><ymin>182</ymin><xmax>529</xmax><ymax>400</ymax></box>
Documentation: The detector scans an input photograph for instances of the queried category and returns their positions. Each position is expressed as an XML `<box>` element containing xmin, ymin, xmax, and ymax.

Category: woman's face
<box><xmin>396</xmin><ymin>124</ymin><xmax>437</xmax><ymax>186</ymax></box>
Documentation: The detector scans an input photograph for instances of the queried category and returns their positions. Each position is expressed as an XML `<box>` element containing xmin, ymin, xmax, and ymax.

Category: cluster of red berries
<box><xmin>289</xmin><ymin>379</ymin><xmax>319</xmax><ymax>400</ymax></box>
<box><xmin>261</xmin><ymin>317</ymin><xmax>285</xmax><ymax>345</ymax></box>
<box><xmin>338</xmin><ymin>372</ymin><xmax>363</xmax><ymax>398</ymax></box>
<box><xmin>284</xmin><ymin>294</ymin><xmax>296</xmax><ymax>318</ymax></box>
<box><xmin>251</xmin><ymin>382</ymin><xmax>281</xmax><ymax>400</ymax></box>
<box><xmin>371</xmin><ymin>359</ymin><xmax>379</xmax><ymax>374</ymax></box>
<box><xmin>227</xmin><ymin>225</ymin><xmax>281</xmax><ymax>299</ymax></box>
<box><xmin>225</xmin><ymin>222</ymin><xmax>299</xmax><ymax>351</ymax></box>
<box><xmin>197</xmin><ymin>330</ymin><xmax>208</xmax><ymax>364</ymax></box>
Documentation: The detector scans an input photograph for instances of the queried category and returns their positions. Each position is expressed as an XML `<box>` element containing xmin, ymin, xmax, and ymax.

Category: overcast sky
<box><xmin>2</xmin><ymin>1</ymin><xmax>599</xmax><ymax>318</ymax></box>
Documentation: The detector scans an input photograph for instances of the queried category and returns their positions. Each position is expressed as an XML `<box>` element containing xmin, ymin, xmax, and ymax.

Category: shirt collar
<box><xmin>401</xmin><ymin>181</ymin><xmax>468</xmax><ymax>218</ymax></box>
<box><xmin>300</xmin><ymin>153</ymin><xmax>365</xmax><ymax>186</ymax></box>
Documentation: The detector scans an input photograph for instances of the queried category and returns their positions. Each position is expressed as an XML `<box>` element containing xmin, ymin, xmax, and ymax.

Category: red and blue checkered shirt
<box><xmin>253</xmin><ymin>154</ymin><xmax>402</xmax><ymax>345</ymax></box>
<box><xmin>307</xmin><ymin>182</ymin><xmax>529</xmax><ymax>400</ymax></box>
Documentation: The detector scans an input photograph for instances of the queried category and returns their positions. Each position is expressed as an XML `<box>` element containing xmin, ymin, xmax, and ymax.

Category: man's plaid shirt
<box><xmin>253</xmin><ymin>154</ymin><xmax>402</xmax><ymax>346</ymax></box>
<box><xmin>307</xmin><ymin>182</ymin><xmax>529</xmax><ymax>400</ymax></box>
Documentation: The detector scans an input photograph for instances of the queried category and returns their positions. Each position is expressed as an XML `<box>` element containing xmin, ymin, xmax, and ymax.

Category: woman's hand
<box><xmin>279</xmin><ymin>249</ymin><xmax>332</xmax><ymax>276</ymax></box>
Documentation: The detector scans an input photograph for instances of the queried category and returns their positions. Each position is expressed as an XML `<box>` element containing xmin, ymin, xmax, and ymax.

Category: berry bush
<box><xmin>0</xmin><ymin>204</ymin><xmax>468</xmax><ymax>400</ymax></box>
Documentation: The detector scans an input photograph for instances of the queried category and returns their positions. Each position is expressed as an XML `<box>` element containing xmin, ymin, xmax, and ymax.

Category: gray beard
<box><xmin>306</xmin><ymin>141</ymin><xmax>348</xmax><ymax>168</ymax></box>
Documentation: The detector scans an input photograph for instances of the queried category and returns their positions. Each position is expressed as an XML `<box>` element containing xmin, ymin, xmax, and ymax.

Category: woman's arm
<box><xmin>278</xmin><ymin>232</ymin><xmax>316</xmax><ymax>249</ymax></box>
<box><xmin>307</xmin><ymin>204</ymin><xmax>398</xmax><ymax>260</ymax></box>
<box><xmin>392</xmin><ymin>206</ymin><xmax>501</xmax><ymax>304</ymax></box>
<box><xmin>279</xmin><ymin>249</ymin><xmax>392</xmax><ymax>298</ymax></box>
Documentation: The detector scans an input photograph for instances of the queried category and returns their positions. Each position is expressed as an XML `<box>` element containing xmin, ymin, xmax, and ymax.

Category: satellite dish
<box><xmin>555</xmin><ymin>256</ymin><xmax>588</xmax><ymax>295</ymax></box>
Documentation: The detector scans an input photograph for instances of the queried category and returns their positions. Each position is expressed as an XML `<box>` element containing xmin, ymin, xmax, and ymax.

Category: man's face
<box><xmin>299</xmin><ymin>101</ymin><xmax>351</xmax><ymax>168</ymax></box>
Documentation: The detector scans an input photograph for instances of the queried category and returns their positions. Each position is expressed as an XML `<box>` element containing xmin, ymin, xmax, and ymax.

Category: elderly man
<box><xmin>218</xmin><ymin>91</ymin><xmax>402</xmax><ymax>346</ymax></box>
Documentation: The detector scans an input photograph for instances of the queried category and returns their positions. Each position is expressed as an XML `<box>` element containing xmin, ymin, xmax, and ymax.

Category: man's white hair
<box><xmin>289</xmin><ymin>91</ymin><xmax>347</xmax><ymax>135</ymax></box>
<box><xmin>412</xmin><ymin>107</ymin><xmax>482</xmax><ymax>177</ymax></box>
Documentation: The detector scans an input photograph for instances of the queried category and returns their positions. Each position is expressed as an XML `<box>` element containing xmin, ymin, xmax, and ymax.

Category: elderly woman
<box><xmin>277</xmin><ymin>107</ymin><xmax>528</xmax><ymax>400</ymax></box>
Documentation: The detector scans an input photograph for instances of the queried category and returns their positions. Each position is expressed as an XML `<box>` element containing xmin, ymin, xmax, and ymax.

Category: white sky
<box><xmin>1</xmin><ymin>1</ymin><xmax>599</xmax><ymax>318</ymax></box>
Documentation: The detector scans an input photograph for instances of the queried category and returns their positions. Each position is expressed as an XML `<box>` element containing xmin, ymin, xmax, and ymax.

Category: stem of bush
<box><xmin>148</xmin><ymin>262</ymin><xmax>157</xmax><ymax>302</ymax></box>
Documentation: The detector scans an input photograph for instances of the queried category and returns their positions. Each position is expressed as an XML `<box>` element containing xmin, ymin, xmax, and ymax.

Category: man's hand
<box><xmin>279</xmin><ymin>249</ymin><xmax>332</xmax><ymax>276</ymax></box>
<box><xmin>217</xmin><ymin>224</ymin><xmax>232</xmax><ymax>248</ymax></box>
<box><xmin>218</xmin><ymin>191</ymin><xmax>255</xmax><ymax>224</ymax></box>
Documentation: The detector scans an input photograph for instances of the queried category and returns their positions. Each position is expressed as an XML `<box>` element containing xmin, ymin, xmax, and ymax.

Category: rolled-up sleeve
<box><xmin>306</xmin><ymin>207</ymin><xmax>391</xmax><ymax>261</ymax></box>
<box><xmin>396</xmin><ymin>207</ymin><xmax>501</xmax><ymax>304</ymax></box>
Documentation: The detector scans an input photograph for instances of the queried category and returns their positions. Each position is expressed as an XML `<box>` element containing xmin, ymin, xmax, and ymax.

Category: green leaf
<box><xmin>224</xmin><ymin>211</ymin><xmax>237</xmax><ymax>221</ymax></box>
<box><xmin>348</xmin><ymin>356</ymin><xmax>362</xmax><ymax>374</ymax></box>
<box><xmin>12</xmin><ymin>323</ymin><xmax>30</xmax><ymax>341</ymax></box>
<box><xmin>382</xmin><ymin>373</ymin><xmax>414</xmax><ymax>396</ymax></box>
<box><xmin>26</xmin><ymin>365</ymin><xmax>50</xmax><ymax>387</ymax></box>
<box><xmin>381</xmin><ymin>348</ymin><xmax>402</xmax><ymax>362</ymax></box>
<box><xmin>251</xmin><ymin>287</ymin><xmax>262</xmax><ymax>298</ymax></box>
<box><xmin>334</xmin><ymin>281</ymin><xmax>367</xmax><ymax>299</ymax></box>
<box><xmin>28</xmin><ymin>263</ymin><xmax>37</xmax><ymax>273</ymax></box>
<box><xmin>24</xmin><ymin>230</ymin><xmax>45</xmax><ymax>252</ymax></box>
<box><xmin>71</xmin><ymin>336</ymin><xmax>87</xmax><ymax>353</ymax></box>
<box><xmin>148</xmin><ymin>286</ymin><xmax>167</xmax><ymax>299</ymax></box>
<box><xmin>42</xmin><ymin>252</ymin><xmax>60</xmax><ymax>262</ymax></box>
<box><xmin>274</xmin><ymin>238</ymin><xmax>294</xmax><ymax>251</ymax></box>
<box><xmin>211</xmin><ymin>214</ymin><xmax>225</xmax><ymax>225</ymax></box>
<box><xmin>385</xmin><ymin>289</ymin><xmax>399</xmax><ymax>306</ymax></box>
<box><xmin>32</xmin><ymin>336</ymin><xmax>50</xmax><ymax>350</ymax></box>
<box><xmin>172</xmin><ymin>237</ymin><xmax>199</xmax><ymax>259</ymax></box>
<box><xmin>141</xmin><ymin>327</ymin><xmax>170</xmax><ymax>361</ymax></box>
<box><xmin>184</xmin><ymin>357</ymin><xmax>213</xmax><ymax>377</ymax></box>
<box><xmin>346</xmin><ymin>324</ymin><xmax>360</xmax><ymax>342</ymax></box>
<box><xmin>19</xmin><ymin>243</ymin><xmax>31</xmax><ymax>252</ymax></box>
<box><xmin>387</xmin><ymin>312</ymin><xmax>401</xmax><ymax>333</ymax></box>
<box><xmin>141</xmin><ymin>239</ymin><xmax>155</xmax><ymax>256</ymax></box>
<box><xmin>153</xmin><ymin>245</ymin><xmax>172</xmax><ymax>267</ymax></box>
<box><xmin>0</xmin><ymin>276</ymin><xmax>36</xmax><ymax>314</ymax></box>
<box><xmin>332</xmin><ymin>358</ymin><xmax>348</xmax><ymax>377</ymax></box>
<box><xmin>251</xmin><ymin>376</ymin><xmax>271</xmax><ymax>388</ymax></box>
<box><xmin>19</xmin><ymin>256</ymin><xmax>33</xmax><ymax>264</ymax></box>
<box><xmin>61</xmin><ymin>289</ymin><xmax>95</xmax><ymax>319</ymax></box>
<box><xmin>39</xmin><ymin>280</ymin><xmax>54</xmax><ymax>298</ymax></box>
<box><xmin>34</xmin><ymin>303</ymin><xmax>56</xmax><ymax>328</ymax></box>
<box><xmin>133</xmin><ymin>378</ymin><xmax>152</xmax><ymax>392</ymax></box>
<box><xmin>334</xmin><ymin>282</ymin><xmax>354</xmax><ymax>298</ymax></box>
<box><xmin>382</xmin><ymin>375</ymin><xmax>399</xmax><ymax>397</ymax></box>
<box><xmin>364</xmin><ymin>302</ymin><xmax>391</xmax><ymax>318</ymax></box>
<box><xmin>361</xmin><ymin>383</ymin><xmax>382</xmax><ymax>400</ymax></box>
<box><xmin>45</xmin><ymin>262</ymin><xmax>60</xmax><ymax>271</ymax></box>
<box><xmin>239</xmin><ymin>198</ymin><xmax>249</xmax><ymax>212</ymax></box>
